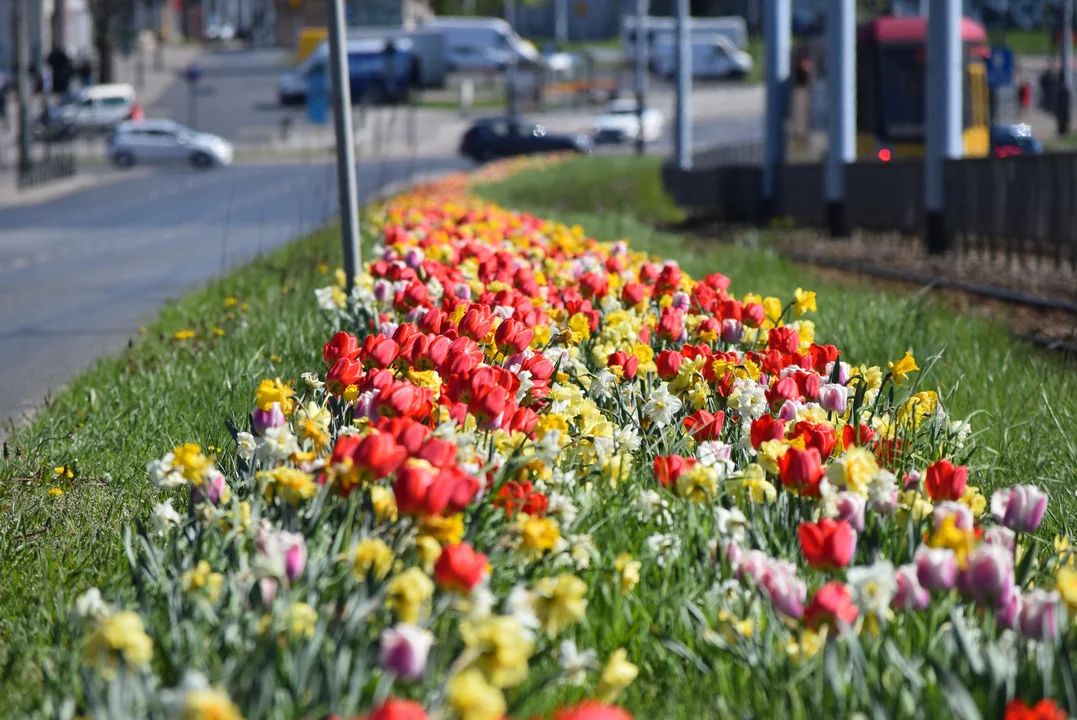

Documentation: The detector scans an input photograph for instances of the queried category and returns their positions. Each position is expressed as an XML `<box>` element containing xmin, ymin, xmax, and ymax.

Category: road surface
<box><xmin>0</xmin><ymin>157</ymin><xmax>467</xmax><ymax>427</ymax></box>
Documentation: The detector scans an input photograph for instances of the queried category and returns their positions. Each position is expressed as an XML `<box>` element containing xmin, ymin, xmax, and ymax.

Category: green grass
<box><xmin>479</xmin><ymin>155</ymin><xmax>1077</xmax><ymax>530</ymax></box>
<box><xmin>1006</xmin><ymin>28</ymin><xmax>1055</xmax><ymax>57</ymax></box>
<box><xmin>0</xmin><ymin>219</ymin><xmax>369</xmax><ymax>712</ymax></box>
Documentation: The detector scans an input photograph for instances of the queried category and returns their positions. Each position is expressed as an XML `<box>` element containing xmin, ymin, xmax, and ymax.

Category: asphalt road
<box><xmin>0</xmin><ymin>156</ymin><xmax>467</xmax><ymax>427</ymax></box>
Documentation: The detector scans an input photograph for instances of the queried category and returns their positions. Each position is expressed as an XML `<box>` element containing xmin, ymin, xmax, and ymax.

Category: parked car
<box><xmin>108</xmin><ymin>120</ymin><xmax>234</xmax><ymax>169</ymax></box>
<box><xmin>459</xmin><ymin>117</ymin><xmax>592</xmax><ymax>162</ymax></box>
<box><xmin>990</xmin><ymin>123</ymin><xmax>1043</xmax><ymax>157</ymax></box>
<box><xmin>652</xmin><ymin>35</ymin><xmax>753</xmax><ymax>80</ymax></box>
<box><xmin>592</xmin><ymin>100</ymin><xmax>664</xmax><ymax>145</ymax></box>
<box><xmin>206</xmin><ymin>17</ymin><xmax>236</xmax><ymax>41</ymax></box>
<box><xmin>41</xmin><ymin>83</ymin><xmax>136</xmax><ymax>138</ymax></box>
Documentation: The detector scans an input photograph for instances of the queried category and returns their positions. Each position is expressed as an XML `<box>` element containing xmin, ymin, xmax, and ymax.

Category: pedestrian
<box><xmin>1018</xmin><ymin>80</ymin><xmax>1032</xmax><ymax>119</ymax></box>
<box><xmin>78</xmin><ymin>57</ymin><xmax>93</xmax><ymax>88</ymax></box>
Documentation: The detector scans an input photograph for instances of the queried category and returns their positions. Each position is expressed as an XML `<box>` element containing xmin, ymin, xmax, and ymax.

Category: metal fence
<box><xmin>15</xmin><ymin>152</ymin><xmax>77</xmax><ymax>190</ymax></box>
<box><xmin>663</xmin><ymin>145</ymin><xmax>1077</xmax><ymax>271</ymax></box>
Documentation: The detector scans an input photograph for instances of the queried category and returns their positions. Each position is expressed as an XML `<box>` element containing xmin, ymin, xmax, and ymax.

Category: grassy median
<box><xmin>1</xmin><ymin>155</ymin><xmax>1075</xmax><ymax>714</ymax></box>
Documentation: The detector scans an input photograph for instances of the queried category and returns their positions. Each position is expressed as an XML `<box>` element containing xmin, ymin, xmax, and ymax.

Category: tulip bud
<box><xmin>253</xmin><ymin>402</ymin><xmax>286</xmax><ymax>436</ymax></box>
<box><xmin>284</xmin><ymin>537</ymin><xmax>307</xmax><ymax>583</ymax></box>
<box><xmin>379</xmin><ymin>624</ymin><xmax>435</xmax><ymax>681</ymax></box>
<box><xmin>834</xmin><ymin>491</ymin><xmax>866</xmax><ymax>533</ymax></box>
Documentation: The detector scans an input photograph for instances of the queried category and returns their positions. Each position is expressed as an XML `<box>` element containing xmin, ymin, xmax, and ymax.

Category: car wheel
<box><xmin>111</xmin><ymin>151</ymin><xmax>136</xmax><ymax>169</ymax></box>
<box><xmin>190</xmin><ymin>152</ymin><xmax>214</xmax><ymax>169</ymax></box>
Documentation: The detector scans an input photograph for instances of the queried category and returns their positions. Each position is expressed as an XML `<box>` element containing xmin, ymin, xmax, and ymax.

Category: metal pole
<box><xmin>1061</xmin><ymin>0</ymin><xmax>1073</xmax><ymax>135</ymax></box>
<box><xmin>52</xmin><ymin>0</ymin><xmax>67</xmax><ymax>53</ymax></box>
<box><xmin>634</xmin><ymin>0</ymin><xmax>647</xmax><ymax>156</ymax></box>
<box><xmin>555</xmin><ymin>0</ymin><xmax>568</xmax><ymax>47</ymax></box>
<box><xmin>674</xmin><ymin>0</ymin><xmax>691</xmax><ymax>169</ymax></box>
<box><xmin>188</xmin><ymin>79</ymin><xmax>197</xmax><ymax>128</ymax></box>
<box><xmin>925</xmin><ymin>0</ymin><xmax>961</xmax><ymax>255</ymax></box>
<box><xmin>825</xmin><ymin>0</ymin><xmax>854</xmax><ymax>237</ymax></box>
<box><xmin>15</xmin><ymin>0</ymin><xmax>32</xmax><ymax>176</ymax></box>
<box><xmin>327</xmin><ymin>0</ymin><xmax>361</xmax><ymax>290</ymax></box>
<box><xmin>763</xmin><ymin>0</ymin><xmax>790</xmax><ymax>217</ymax></box>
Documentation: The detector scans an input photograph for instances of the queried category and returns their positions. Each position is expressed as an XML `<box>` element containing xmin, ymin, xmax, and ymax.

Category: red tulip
<box><xmin>794</xmin><ymin>371</ymin><xmax>821</xmax><ymax>401</ymax></box>
<box><xmin>391</xmin><ymin>323</ymin><xmax>420</xmax><ymax>348</ymax></box>
<box><xmin>327</xmin><ymin>357</ymin><xmax>364</xmax><ymax>396</ymax></box>
<box><xmin>792</xmin><ymin>422</ymin><xmax>837</xmax><ymax>461</ymax></box>
<box><xmin>415</xmin><ymin>437</ymin><xmax>457</xmax><ymax>468</ymax></box>
<box><xmin>323</xmin><ymin>331</ymin><xmax>360</xmax><ymax>366</ymax></box>
<box><xmin>798</xmin><ymin>518</ymin><xmax>857</xmax><ymax>570</ymax></box>
<box><xmin>394</xmin><ymin>461</ymin><xmax>481</xmax><ymax>517</ymax></box>
<box><xmin>742</xmin><ymin>302</ymin><xmax>765</xmax><ymax>328</ymax></box>
<box><xmin>361</xmin><ymin>335</ymin><xmax>400</xmax><ymax>370</ymax></box>
<box><xmin>809</xmin><ymin>343</ymin><xmax>841</xmax><ymax>374</ymax></box>
<box><xmin>376</xmin><ymin>384</ymin><xmax>430</xmax><ymax>420</ymax></box>
<box><xmin>924</xmin><ymin>459</ymin><xmax>969</xmax><ymax>502</ymax></box>
<box><xmin>621</xmin><ymin>282</ymin><xmax>648</xmax><ymax>306</ymax></box>
<box><xmin>657</xmin><ymin>307</ymin><xmax>685</xmax><ymax>342</ymax></box>
<box><xmin>376</xmin><ymin>417</ymin><xmax>430</xmax><ymax>454</ymax></box>
<box><xmin>842</xmin><ymin>423</ymin><xmax>875</xmax><ymax>449</ymax></box>
<box><xmin>656</xmin><ymin>350</ymin><xmax>682</xmax><ymax>380</ymax></box>
<box><xmin>655</xmin><ymin>264</ymin><xmax>682</xmax><ymax>294</ymax></box>
<box><xmin>750</xmin><ymin>415</ymin><xmax>786</xmax><ymax>449</ymax></box>
<box><xmin>803</xmin><ymin>581</ymin><xmax>859</xmax><ymax>630</ymax></box>
<box><xmin>352</xmin><ymin>432</ymin><xmax>408</xmax><ymax>480</ymax></box>
<box><xmin>494</xmin><ymin>317</ymin><xmax>534</xmax><ymax>356</ymax></box>
<box><xmin>434</xmin><ymin>543</ymin><xmax>488</xmax><ymax>593</ymax></box>
<box><xmin>683</xmin><ymin>409</ymin><xmax>725</xmax><ymax>442</ymax></box>
<box><xmin>554</xmin><ymin>701</ymin><xmax>634</xmax><ymax>720</ymax></box>
<box><xmin>653</xmin><ymin>455</ymin><xmax>696</xmax><ymax>489</ymax></box>
<box><xmin>458</xmin><ymin>304</ymin><xmax>494</xmax><ymax>341</ymax></box>
<box><xmin>1003</xmin><ymin>699</ymin><xmax>1068</xmax><ymax>720</ymax></box>
<box><xmin>768</xmin><ymin>326</ymin><xmax>799</xmax><ymax>354</ymax></box>
<box><xmin>778</xmin><ymin>447</ymin><xmax>825</xmax><ymax>497</ymax></box>
<box><xmin>503</xmin><ymin>406</ymin><xmax>539</xmax><ymax>435</ymax></box>
<box><xmin>361</xmin><ymin>698</ymin><xmax>429</xmax><ymax>720</ymax></box>
<box><xmin>580</xmin><ymin>271</ymin><xmax>610</xmax><ymax>299</ymax></box>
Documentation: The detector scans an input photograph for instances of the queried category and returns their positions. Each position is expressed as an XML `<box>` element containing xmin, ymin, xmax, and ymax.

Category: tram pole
<box><xmin>674</xmin><ymin>0</ymin><xmax>692</xmax><ymax>170</ymax></box>
<box><xmin>1060</xmin><ymin>0</ymin><xmax>1073</xmax><ymax>135</ymax></box>
<box><xmin>634</xmin><ymin>0</ymin><xmax>648</xmax><ymax>156</ymax></box>
<box><xmin>825</xmin><ymin>0</ymin><xmax>854</xmax><ymax>238</ymax></box>
<box><xmin>762</xmin><ymin>0</ymin><xmax>791</xmax><ymax>220</ymax></box>
<box><xmin>925</xmin><ymin>0</ymin><xmax>962</xmax><ymax>256</ymax></box>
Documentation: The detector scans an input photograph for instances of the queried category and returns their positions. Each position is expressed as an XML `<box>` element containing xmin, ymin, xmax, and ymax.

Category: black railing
<box><xmin>16</xmin><ymin>153</ymin><xmax>77</xmax><ymax>190</ymax></box>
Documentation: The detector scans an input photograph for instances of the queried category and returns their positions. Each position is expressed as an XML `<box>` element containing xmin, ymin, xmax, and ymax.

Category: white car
<box><xmin>108</xmin><ymin>120</ymin><xmax>234</xmax><ymax>169</ymax></box>
<box><xmin>50</xmin><ymin>83</ymin><xmax>136</xmax><ymax>134</ymax></box>
<box><xmin>592</xmin><ymin>100</ymin><xmax>664</xmax><ymax>145</ymax></box>
<box><xmin>652</xmin><ymin>35</ymin><xmax>753</xmax><ymax>80</ymax></box>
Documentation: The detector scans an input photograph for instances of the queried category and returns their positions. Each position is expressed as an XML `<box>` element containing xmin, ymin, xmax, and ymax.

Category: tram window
<box><xmin>878</xmin><ymin>46</ymin><xmax>925</xmax><ymax>139</ymax></box>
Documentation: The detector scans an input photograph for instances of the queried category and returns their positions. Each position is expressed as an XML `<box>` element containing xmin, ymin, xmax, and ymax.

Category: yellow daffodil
<box><xmin>793</xmin><ymin>288</ymin><xmax>817</xmax><ymax>316</ymax></box>
<box><xmin>181</xmin><ymin>560</ymin><xmax>223</xmax><ymax>604</ymax></box>
<box><xmin>615</xmin><ymin>553</ymin><xmax>641</xmax><ymax>595</ymax></box>
<box><xmin>447</xmin><ymin>669</ymin><xmax>506</xmax><ymax>720</ymax></box>
<box><xmin>82</xmin><ymin>611</ymin><xmax>154</xmax><ymax>679</ymax></box>
<box><xmin>461</xmin><ymin>615</ymin><xmax>534</xmax><ymax>688</ymax></box>
<box><xmin>595</xmin><ymin>648</ymin><xmax>638</xmax><ymax>703</ymax></box>
<box><xmin>888</xmin><ymin>351</ymin><xmax>919</xmax><ymax>387</ymax></box>
<box><xmin>532</xmin><ymin>574</ymin><xmax>588</xmax><ymax>636</ymax></box>
<box><xmin>350</xmin><ymin>538</ymin><xmax>395</xmax><ymax>582</ymax></box>
<box><xmin>385</xmin><ymin>568</ymin><xmax>434</xmax><ymax>624</ymax></box>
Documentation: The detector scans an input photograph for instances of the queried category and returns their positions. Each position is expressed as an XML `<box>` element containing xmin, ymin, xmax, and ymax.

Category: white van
<box><xmin>54</xmin><ymin>83</ymin><xmax>136</xmax><ymax>132</ymax></box>
<box><xmin>652</xmin><ymin>35</ymin><xmax>753</xmax><ymax>80</ymax></box>
<box><xmin>622</xmin><ymin>15</ymin><xmax>748</xmax><ymax>63</ymax></box>
<box><xmin>423</xmin><ymin>17</ymin><xmax>539</xmax><ymax>72</ymax></box>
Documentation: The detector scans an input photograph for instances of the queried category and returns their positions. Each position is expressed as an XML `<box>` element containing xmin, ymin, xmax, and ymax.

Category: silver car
<box><xmin>108</xmin><ymin>120</ymin><xmax>235</xmax><ymax>169</ymax></box>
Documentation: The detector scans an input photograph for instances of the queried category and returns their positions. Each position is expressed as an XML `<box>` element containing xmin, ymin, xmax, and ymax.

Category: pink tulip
<box><xmin>983</xmin><ymin>526</ymin><xmax>1016</xmax><ymax>552</ymax></box>
<box><xmin>818</xmin><ymin>384</ymin><xmax>849</xmax><ymax>414</ymax></box>
<box><xmin>932</xmin><ymin>501</ymin><xmax>974</xmax><ymax>531</ymax></box>
<box><xmin>915</xmin><ymin>546</ymin><xmax>957</xmax><ymax>592</ymax></box>
<box><xmin>892</xmin><ymin>564</ymin><xmax>930</xmax><ymax>612</ymax></box>
<box><xmin>192</xmin><ymin>468</ymin><xmax>231</xmax><ymax>505</ymax></box>
<box><xmin>958</xmin><ymin>544</ymin><xmax>1015</xmax><ymax>608</ymax></box>
<box><xmin>721</xmin><ymin>319</ymin><xmax>743</xmax><ymax>344</ymax></box>
<box><xmin>761</xmin><ymin>563</ymin><xmax>806</xmax><ymax>620</ymax></box>
<box><xmin>777</xmin><ymin>400</ymin><xmax>802</xmax><ymax>423</ymax></box>
<box><xmin>991</xmin><ymin>485</ymin><xmax>1048</xmax><ymax>533</ymax></box>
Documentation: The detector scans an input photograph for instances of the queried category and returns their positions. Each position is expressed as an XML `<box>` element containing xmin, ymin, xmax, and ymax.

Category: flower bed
<box><xmin>54</xmin><ymin>158</ymin><xmax>1074</xmax><ymax>719</ymax></box>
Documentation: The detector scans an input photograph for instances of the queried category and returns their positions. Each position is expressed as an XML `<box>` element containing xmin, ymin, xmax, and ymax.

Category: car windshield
<box><xmin>606</xmin><ymin>106</ymin><xmax>643</xmax><ymax>115</ymax></box>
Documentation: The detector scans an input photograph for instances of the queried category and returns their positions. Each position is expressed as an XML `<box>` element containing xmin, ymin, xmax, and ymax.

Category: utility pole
<box><xmin>925</xmin><ymin>0</ymin><xmax>962</xmax><ymax>255</ymax></box>
<box><xmin>762</xmin><ymin>0</ymin><xmax>790</xmax><ymax>218</ymax></box>
<box><xmin>633</xmin><ymin>0</ymin><xmax>647</xmax><ymax>156</ymax></box>
<box><xmin>555</xmin><ymin>0</ymin><xmax>568</xmax><ymax>47</ymax></box>
<box><xmin>674</xmin><ymin>0</ymin><xmax>691</xmax><ymax>170</ymax></box>
<box><xmin>52</xmin><ymin>0</ymin><xmax>67</xmax><ymax>55</ymax></box>
<box><xmin>326</xmin><ymin>0</ymin><xmax>361</xmax><ymax>290</ymax></box>
<box><xmin>825</xmin><ymin>0</ymin><xmax>854</xmax><ymax>237</ymax></box>
<box><xmin>1060</xmin><ymin>0</ymin><xmax>1073</xmax><ymax>135</ymax></box>
<box><xmin>14</xmin><ymin>0</ymin><xmax>33</xmax><ymax>176</ymax></box>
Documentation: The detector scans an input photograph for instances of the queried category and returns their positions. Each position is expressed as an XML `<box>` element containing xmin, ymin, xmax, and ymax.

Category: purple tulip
<box><xmin>1016</xmin><ymin>589</ymin><xmax>1060</xmax><ymax>640</ymax></box>
<box><xmin>824</xmin><ymin>361</ymin><xmax>852</xmax><ymax>385</ymax></box>
<box><xmin>735</xmin><ymin>549</ymin><xmax>770</xmax><ymax>584</ymax></box>
<box><xmin>354</xmin><ymin>391</ymin><xmax>379</xmax><ymax>422</ymax></box>
<box><xmin>991</xmin><ymin>485</ymin><xmax>1048</xmax><ymax>533</ymax></box>
<box><xmin>379</xmin><ymin>624</ymin><xmax>435</xmax><ymax>680</ymax></box>
<box><xmin>253</xmin><ymin>402</ymin><xmax>286</xmax><ymax>436</ymax></box>
<box><xmin>997</xmin><ymin>591</ymin><xmax>1021</xmax><ymax>630</ymax></box>
<box><xmin>835</xmin><ymin>491</ymin><xmax>866</xmax><ymax>533</ymax></box>
<box><xmin>903</xmin><ymin>470</ymin><xmax>922</xmax><ymax>490</ymax></box>
<box><xmin>721</xmin><ymin>319</ymin><xmax>743</xmax><ymax>344</ymax></box>
<box><xmin>778</xmin><ymin>399</ymin><xmax>802</xmax><ymax>423</ymax></box>
<box><xmin>958</xmin><ymin>544</ymin><xmax>1015</xmax><ymax>608</ymax></box>
<box><xmin>373</xmin><ymin>279</ymin><xmax>394</xmax><ymax>303</ymax></box>
<box><xmin>283</xmin><ymin>537</ymin><xmax>307</xmax><ymax>582</ymax></box>
<box><xmin>404</xmin><ymin>248</ymin><xmax>425</xmax><ymax>268</ymax></box>
<box><xmin>915</xmin><ymin>546</ymin><xmax>957</xmax><ymax>592</ymax></box>
<box><xmin>818</xmin><ymin>383</ymin><xmax>849</xmax><ymax>414</ymax></box>
<box><xmin>454</xmin><ymin>283</ymin><xmax>472</xmax><ymax>301</ymax></box>
<box><xmin>983</xmin><ymin>526</ymin><xmax>1016</xmax><ymax>552</ymax></box>
<box><xmin>892</xmin><ymin>564</ymin><xmax>930</xmax><ymax>612</ymax></box>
